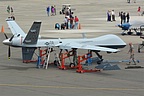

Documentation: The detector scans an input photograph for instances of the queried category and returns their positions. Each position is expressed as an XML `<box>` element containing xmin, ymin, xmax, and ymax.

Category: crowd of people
<box><xmin>119</xmin><ymin>11</ymin><xmax>130</xmax><ymax>24</ymax></box>
<box><xmin>62</xmin><ymin>15</ymin><xmax>79</xmax><ymax>30</ymax></box>
<box><xmin>107</xmin><ymin>10</ymin><xmax>116</xmax><ymax>22</ymax></box>
<box><xmin>52</xmin><ymin>5</ymin><xmax>79</xmax><ymax>30</ymax></box>
<box><xmin>107</xmin><ymin>5</ymin><xmax>144</xmax><ymax>24</ymax></box>
<box><xmin>55</xmin><ymin>15</ymin><xmax>79</xmax><ymax>30</ymax></box>
<box><xmin>107</xmin><ymin>9</ymin><xmax>130</xmax><ymax>24</ymax></box>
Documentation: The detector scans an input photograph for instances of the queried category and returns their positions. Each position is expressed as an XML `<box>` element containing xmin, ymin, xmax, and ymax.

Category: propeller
<box><xmin>4</xmin><ymin>33</ymin><xmax>8</xmax><ymax>39</ymax></box>
<box><xmin>1</xmin><ymin>25</ymin><xmax>14</xmax><ymax>59</ymax></box>
<box><xmin>7</xmin><ymin>35</ymin><xmax>14</xmax><ymax>59</ymax></box>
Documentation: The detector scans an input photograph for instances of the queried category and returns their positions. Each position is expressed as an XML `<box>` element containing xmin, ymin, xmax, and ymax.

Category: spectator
<box><xmin>120</xmin><ymin>11</ymin><xmax>123</xmax><ymax>24</ymax></box>
<box><xmin>7</xmin><ymin>5</ymin><xmax>10</xmax><ymax>14</ymax></box>
<box><xmin>11</xmin><ymin>7</ymin><xmax>14</xmax><ymax>15</ymax></box>
<box><xmin>51</xmin><ymin>6</ymin><xmax>55</xmax><ymax>16</ymax></box>
<box><xmin>69</xmin><ymin>16</ymin><xmax>74</xmax><ymax>29</ymax></box>
<box><xmin>74</xmin><ymin>16</ymin><xmax>79</xmax><ymax>29</ymax></box>
<box><xmin>46</xmin><ymin>6</ymin><xmax>50</xmax><ymax>16</ymax></box>
<box><xmin>107</xmin><ymin>10</ymin><xmax>111</xmax><ymax>22</ymax></box>
<box><xmin>64</xmin><ymin>16</ymin><xmax>69</xmax><ymax>29</ymax></box>
<box><xmin>55</xmin><ymin>23</ymin><xmax>60</xmax><ymax>30</ymax></box>
<box><xmin>126</xmin><ymin>12</ymin><xmax>130</xmax><ymax>23</ymax></box>
<box><xmin>127</xmin><ymin>43</ymin><xmax>136</xmax><ymax>65</ymax></box>
<box><xmin>123</xmin><ymin>12</ymin><xmax>126</xmax><ymax>23</ymax></box>
<box><xmin>137</xmin><ymin>6</ymin><xmax>141</xmax><ymax>16</ymax></box>
<box><xmin>61</xmin><ymin>23</ymin><xmax>66</xmax><ymax>30</ymax></box>
<box><xmin>54</xmin><ymin>5</ymin><xmax>56</xmax><ymax>15</ymax></box>
<box><xmin>111</xmin><ymin>10</ymin><xmax>116</xmax><ymax>21</ymax></box>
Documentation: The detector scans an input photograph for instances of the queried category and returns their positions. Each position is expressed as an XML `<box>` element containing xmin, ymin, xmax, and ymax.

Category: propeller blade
<box><xmin>9</xmin><ymin>35</ymin><xmax>14</xmax><ymax>41</ymax></box>
<box><xmin>4</xmin><ymin>33</ymin><xmax>8</xmax><ymax>39</ymax></box>
<box><xmin>8</xmin><ymin>46</ymin><xmax>11</xmax><ymax>59</ymax></box>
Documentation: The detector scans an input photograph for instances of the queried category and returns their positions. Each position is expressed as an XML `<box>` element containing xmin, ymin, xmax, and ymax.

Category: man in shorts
<box><xmin>127</xmin><ymin>43</ymin><xmax>136</xmax><ymax>65</ymax></box>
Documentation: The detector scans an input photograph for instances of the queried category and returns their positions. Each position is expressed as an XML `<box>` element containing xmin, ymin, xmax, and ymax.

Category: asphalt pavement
<box><xmin>0</xmin><ymin>0</ymin><xmax>144</xmax><ymax>96</ymax></box>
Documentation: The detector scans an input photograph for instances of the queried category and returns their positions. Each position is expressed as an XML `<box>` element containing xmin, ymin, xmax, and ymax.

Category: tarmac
<box><xmin>0</xmin><ymin>0</ymin><xmax>144</xmax><ymax>96</ymax></box>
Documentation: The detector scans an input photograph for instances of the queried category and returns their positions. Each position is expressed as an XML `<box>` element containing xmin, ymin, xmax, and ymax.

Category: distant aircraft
<box><xmin>117</xmin><ymin>21</ymin><xmax>144</xmax><ymax>35</ymax></box>
<box><xmin>2</xmin><ymin>19</ymin><xmax>126</xmax><ymax>64</ymax></box>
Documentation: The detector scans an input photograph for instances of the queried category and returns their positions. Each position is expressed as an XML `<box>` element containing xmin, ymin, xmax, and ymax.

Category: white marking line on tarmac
<box><xmin>0</xmin><ymin>83</ymin><xmax>143</xmax><ymax>91</ymax></box>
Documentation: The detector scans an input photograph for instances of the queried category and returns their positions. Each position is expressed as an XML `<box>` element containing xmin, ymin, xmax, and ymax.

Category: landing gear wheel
<box><xmin>121</xmin><ymin>33</ymin><xmax>127</xmax><ymax>35</ymax></box>
<box><xmin>127</xmin><ymin>32</ymin><xmax>133</xmax><ymax>35</ymax></box>
<box><xmin>80</xmin><ymin>70</ymin><xmax>84</xmax><ymax>73</ymax></box>
<box><xmin>97</xmin><ymin>61</ymin><xmax>102</xmax><ymax>64</ymax></box>
<box><xmin>54</xmin><ymin>60</ymin><xmax>60</xmax><ymax>66</ymax></box>
<box><xmin>97</xmin><ymin>59</ymin><xmax>103</xmax><ymax>64</ymax></box>
<box><xmin>136</xmin><ymin>32</ymin><xmax>142</xmax><ymax>36</ymax></box>
<box><xmin>138</xmin><ymin>48</ymin><xmax>140</xmax><ymax>53</ymax></box>
<box><xmin>69</xmin><ymin>63</ymin><xmax>75</xmax><ymax>68</ymax></box>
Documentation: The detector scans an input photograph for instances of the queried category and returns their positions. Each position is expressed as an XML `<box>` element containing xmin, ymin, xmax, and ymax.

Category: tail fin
<box><xmin>22</xmin><ymin>47</ymin><xmax>36</xmax><ymax>61</ymax></box>
<box><xmin>6</xmin><ymin>19</ymin><xmax>26</xmax><ymax>36</ymax></box>
<box><xmin>23</xmin><ymin>21</ymin><xmax>41</xmax><ymax>44</ymax></box>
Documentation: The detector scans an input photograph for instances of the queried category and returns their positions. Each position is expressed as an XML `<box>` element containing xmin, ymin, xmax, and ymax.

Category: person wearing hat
<box><xmin>127</xmin><ymin>43</ymin><xmax>136</xmax><ymax>65</ymax></box>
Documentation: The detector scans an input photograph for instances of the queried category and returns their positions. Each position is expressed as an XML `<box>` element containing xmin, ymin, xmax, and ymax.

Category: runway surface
<box><xmin>0</xmin><ymin>0</ymin><xmax>144</xmax><ymax>96</ymax></box>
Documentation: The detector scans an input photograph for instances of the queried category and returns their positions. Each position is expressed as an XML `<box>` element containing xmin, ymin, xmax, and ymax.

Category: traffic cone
<box><xmin>1</xmin><ymin>25</ymin><xmax>4</xmax><ymax>33</ymax></box>
<box><xmin>78</xmin><ymin>23</ymin><xmax>81</xmax><ymax>29</ymax></box>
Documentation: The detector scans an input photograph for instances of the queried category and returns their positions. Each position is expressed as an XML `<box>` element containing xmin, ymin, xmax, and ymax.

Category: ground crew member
<box><xmin>127</xmin><ymin>43</ymin><xmax>136</xmax><ymax>65</ymax></box>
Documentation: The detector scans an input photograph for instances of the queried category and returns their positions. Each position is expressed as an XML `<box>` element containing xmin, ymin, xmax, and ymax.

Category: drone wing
<box><xmin>58</xmin><ymin>42</ymin><xmax>119</xmax><ymax>52</ymax></box>
<box><xmin>130</xmin><ymin>20</ymin><xmax>144</xmax><ymax>28</ymax></box>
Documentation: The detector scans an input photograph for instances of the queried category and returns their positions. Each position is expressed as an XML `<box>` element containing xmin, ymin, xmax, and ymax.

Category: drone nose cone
<box><xmin>3</xmin><ymin>39</ymin><xmax>12</xmax><ymax>45</ymax></box>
